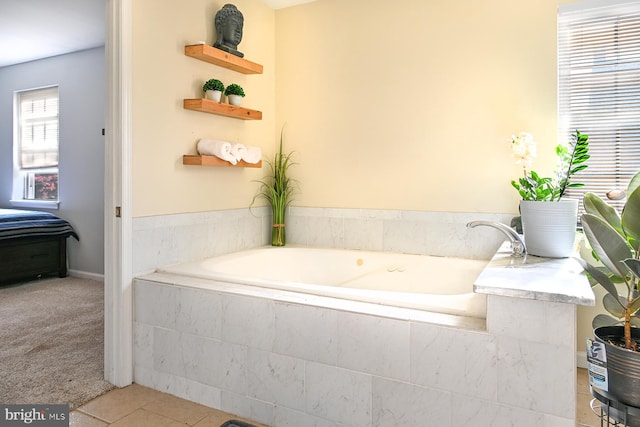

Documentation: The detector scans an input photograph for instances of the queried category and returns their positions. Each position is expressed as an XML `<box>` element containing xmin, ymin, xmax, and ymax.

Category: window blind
<box><xmin>558</xmin><ymin>1</ymin><xmax>640</xmax><ymax>213</ymax></box>
<box><xmin>18</xmin><ymin>87</ymin><xmax>59</xmax><ymax>169</ymax></box>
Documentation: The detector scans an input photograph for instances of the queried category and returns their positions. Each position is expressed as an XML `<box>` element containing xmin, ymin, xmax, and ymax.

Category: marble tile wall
<box><xmin>133</xmin><ymin>280</ymin><xmax>577</xmax><ymax>427</ymax></box>
<box><xmin>132</xmin><ymin>207</ymin><xmax>271</xmax><ymax>275</ymax></box>
<box><xmin>132</xmin><ymin>207</ymin><xmax>577</xmax><ymax>425</ymax></box>
<box><xmin>132</xmin><ymin>207</ymin><xmax>514</xmax><ymax>275</ymax></box>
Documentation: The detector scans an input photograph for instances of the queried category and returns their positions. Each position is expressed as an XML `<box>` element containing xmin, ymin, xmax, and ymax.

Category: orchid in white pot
<box><xmin>510</xmin><ymin>130</ymin><xmax>589</xmax><ymax>257</ymax></box>
<box><xmin>510</xmin><ymin>130</ymin><xmax>589</xmax><ymax>202</ymax></box>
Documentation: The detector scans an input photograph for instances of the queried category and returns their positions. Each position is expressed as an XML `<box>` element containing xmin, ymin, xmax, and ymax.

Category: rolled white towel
<box><xmin>241</xmin><ymin>145</ymin><xmax>262</xmax><ymax>164</ymax></box>
<box><xmin>231</xmin><ymin>143</ymin><xmax>247</xmax><ymax>162</ymax></box>
<box><xmin>197</xmin><ymin>138</ymin><xmax>237</xmax><ymax>165</ymax></box>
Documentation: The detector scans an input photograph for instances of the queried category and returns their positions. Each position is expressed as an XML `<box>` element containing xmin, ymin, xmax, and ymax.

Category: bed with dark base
<box><xmin>0</xmin><ymin>209</ymin><xmax>78</xmax><ymax>284</ymax></box>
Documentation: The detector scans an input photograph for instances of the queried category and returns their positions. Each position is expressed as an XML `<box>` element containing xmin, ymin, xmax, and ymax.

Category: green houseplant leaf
<box><xmin>576</xmin><ymin>257</ymin><xmax>620</xmax><ymax>302</ymax></box>
<box><xmin>579</xmin><ymin>172</ymin><xmax>640</xmax><ymax>351</ymax></box>
<box><xmin>623</xmin><ymin>258</ymin><xmax>640</xmax><ymax>281</ymax></box>
<box><xmin>622</xmin><ymin>186</ymin><xmax>640</xmax><ymax>251</ymax></box>
<box><xmin>628</xmin><ymin>173</ymin><xmax>640</xmax><ymax>198</ymax></box>
<box><xmin>593</xmin><ymin>313</ymin><xmax>621</xmax><ymax>328</ymax></box>
<box><xmin>557</xmin><ymin>130</ymin><xmax>590</xmax><ymax>199</ymax></box>
<box><xmin>630</xmin><ymin>296</ymin><xmax>640</xmax><ymax>316</ymax></box>
<box><xmin>584</xmin><ymin>192</ymin><xmax>623</xmax><ymax>235</ymax></box>
<box><xmin>582</xmin><ymin>213</ymin><xmax>633</xmax><ymax>279</ymax></box>
<box><xmin>603</xmin><ymin>293</ymin><xmax>627</xmax><ymax>318</ymax></box>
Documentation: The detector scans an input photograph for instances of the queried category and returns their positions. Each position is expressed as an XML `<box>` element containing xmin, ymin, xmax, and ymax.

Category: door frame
<box><xmin>104</xmin><ymin>0</ymin><xmax>133</xmax><ymax>387</ymax></box>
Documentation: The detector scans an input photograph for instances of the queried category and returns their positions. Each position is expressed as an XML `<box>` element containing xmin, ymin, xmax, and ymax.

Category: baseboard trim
<box><xmin>69</xmin><ymin>269</ymin><xmax>104</xmax><ymax>282</ymax></box>
<box><xmin>577</xmin><ymin>350</ymin><xmax>588</xmax><ymax>369</ymax></box>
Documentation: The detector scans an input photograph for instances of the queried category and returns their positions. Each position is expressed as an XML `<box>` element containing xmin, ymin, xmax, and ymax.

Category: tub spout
<box><xmin>467</xmin><ymin>220</ymin><xmax>526</xmax><ymax>257</ymax></box>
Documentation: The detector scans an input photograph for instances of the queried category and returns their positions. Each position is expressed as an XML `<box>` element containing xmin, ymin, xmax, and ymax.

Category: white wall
<box><xmin>0</xmin><ymin>47</ymin><xmax>106</xmax><ymax>276</ymax></box>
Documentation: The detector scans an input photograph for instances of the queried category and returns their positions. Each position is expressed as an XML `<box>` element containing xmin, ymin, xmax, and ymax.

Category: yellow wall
<box><xmin>132</xmin><ymin>0</ymin><xmax>276</xmax><ymax>217</ymax></box>
<box><xmin>132</xmin><ymin>0</ymin><xmax>575</xmax><ymax>217</ymax></box>
<box><xmin>275</xmin><ymin>0</ymin><xmax>563</xmax><ymax>213</ymax></box>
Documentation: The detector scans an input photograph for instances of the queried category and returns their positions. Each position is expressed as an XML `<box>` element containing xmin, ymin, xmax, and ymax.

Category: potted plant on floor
<box><xmin>203</xmin><ymin>78</ymin><xmax>224</xmax><ymax>102</ymax></box>
<box><xmin>510</xmin><ymin>130</ymin><xmax>589</xmax><ymax>257</ymax></box>
<box><xmin>577</xmin><ymin>171</ymin><xmax>640</xmax><ymax>419</ymax></box>
<box><xmin>224</xmin><ymin>83</ymin><xmax>245</xmax><ymax>106</ymax></box>
<box><xmin>252</xmin><ymin>128</ymin><xmax>296</xmax><ymax>246</ymax></box>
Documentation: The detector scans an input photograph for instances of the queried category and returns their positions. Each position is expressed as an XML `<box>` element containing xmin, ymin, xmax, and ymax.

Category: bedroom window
<box><xmin>12</xmin><ymin>86</ymin><xmax>60</xmax><ymax>208</ymax></box>
<box><xmin>558</xmin><ymin>0</ymin><xmax>640</xmax><ymax>214</ymax></box>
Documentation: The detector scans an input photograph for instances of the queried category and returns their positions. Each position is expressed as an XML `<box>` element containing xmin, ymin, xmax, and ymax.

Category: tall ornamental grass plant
<box><xmin>253</xmin><ymin>128</ymin><xmax>296</xmax><ymax>246</ymax></box>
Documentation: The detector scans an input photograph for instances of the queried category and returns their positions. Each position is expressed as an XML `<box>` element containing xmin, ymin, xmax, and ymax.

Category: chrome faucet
<box><xmin>467</xmin><ymin>220</ymin><xmax>527</xmax><ymax>257</ymax></box>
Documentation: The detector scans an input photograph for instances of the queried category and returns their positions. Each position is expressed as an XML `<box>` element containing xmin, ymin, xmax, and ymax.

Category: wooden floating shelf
<box><xmin>185</xmin><ymin>44</ymin><xmax>263</xmax><ymax>74</ymax></box>
<box><xmin>183</xmin><ymin>99</ymin><xmax>262</xmax><ymax>120</ymax></box>
<box><xmin>183</xmin><ymin>155</ymin><xmax>262</xmax><ymax>168</ymax></box>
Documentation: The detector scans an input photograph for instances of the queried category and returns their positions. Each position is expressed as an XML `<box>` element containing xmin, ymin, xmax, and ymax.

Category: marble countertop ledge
<box><xmin>474</xmin><ymin>242</ymin><xmax>595</xmax><ymax>306</ymax></box>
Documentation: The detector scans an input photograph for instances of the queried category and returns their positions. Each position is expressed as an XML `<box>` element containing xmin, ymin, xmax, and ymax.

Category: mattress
<box><xmin>0</xmin><ymin>209</ymin><xmax>78</xmax><ymax>242</ymax></box>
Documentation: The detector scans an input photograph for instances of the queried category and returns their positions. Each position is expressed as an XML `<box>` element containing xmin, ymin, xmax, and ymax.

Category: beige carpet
<box><xmin>0</xmin><ymin>276</ymin><xmax>114</xmax><ymax>408</ymax></box>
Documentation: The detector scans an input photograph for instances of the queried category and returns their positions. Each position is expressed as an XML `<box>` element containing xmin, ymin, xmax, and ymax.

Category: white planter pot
<box><xmin>205</xmin><ymin>90</ymin><xmax>222</xmax><ymax>102</ymax></box>
<box><xmin>227</xmin><ymin>94</ymin><xmax>243</xmax><ymax>106</ymax></box>
<box><xmin>520</xmin><ymin>199</ymin><xmax>579</xmax><ymax>258</ymax></box>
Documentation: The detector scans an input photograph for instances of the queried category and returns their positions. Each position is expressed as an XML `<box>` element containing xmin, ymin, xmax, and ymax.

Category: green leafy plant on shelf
<box><xmin>202</xmin><ymin>78</ymin><xmax>224</xmax><ymax>92</ymax></box>
<box><xmin>224</xmin><ymin>83</ymin><xmax>245</xmax><ymax>97</ymax></box>
<box><xmin>252</xmin><ymin>128</ymin><xmax>297</xmax><ymax>246</ymax></box>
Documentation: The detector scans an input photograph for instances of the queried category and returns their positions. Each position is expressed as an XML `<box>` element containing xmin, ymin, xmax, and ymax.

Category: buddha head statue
<box><xmin>213</xmin><ymin>4</ymin><xmax>244</xmax><ymax>58</ymax></box>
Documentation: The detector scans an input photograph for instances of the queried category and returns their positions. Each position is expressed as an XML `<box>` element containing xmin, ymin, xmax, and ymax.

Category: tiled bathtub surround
<box><xmin>132</xmin><ymin>207</ymin><xmax>513</xmax><ymax>275</ymax></box>
<box><xmin>133</xmin><ymin>276</ymin><xmax>578</xmax><ymax>426</ymax></box>
<box><xmin>132</xmin><ymin>207</ymin><xmax>271</xmax><ymax>275</ymax></box>
<box><xmin>133</xmin><ymin>207</ymin><xmax>581</xmax><ymax>426</ymax></box>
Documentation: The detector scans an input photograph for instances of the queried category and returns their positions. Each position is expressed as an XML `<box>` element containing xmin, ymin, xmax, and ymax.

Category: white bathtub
<box><xmin>157</xmin><ymin>246</ymin><xmax>489</xmax><ymax>319</ymax></box>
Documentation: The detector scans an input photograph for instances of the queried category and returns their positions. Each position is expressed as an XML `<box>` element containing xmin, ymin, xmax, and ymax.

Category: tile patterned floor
<box><xmin>71</xmin><ymin>369</ymin><xmax>600</xmax><ymax>426</ymax></box>
<box><xmin>578</xmin><ymin>367</ymin><xmax>602</xmax><ymax>427</ymax></box>
<box><xmin>71</xmin><ymin>384</ymin><xmax>267</xmax><ymax>427</ymax></box>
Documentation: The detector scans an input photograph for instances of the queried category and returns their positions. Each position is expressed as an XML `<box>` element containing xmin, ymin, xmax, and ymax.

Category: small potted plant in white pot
<box><xmin>224</xmin><ymin>83</ymin><xmax>245</xmax><ymax>106</ymax></box>
<box><xmin>202</xmin><ymin>78</ymin><xmax>224</xmax><ymax>102</ymax></box>
<box><xmin>510</xmin><ymin>130</ymin><xmax>589</xmax><ymax>257</ymax></box>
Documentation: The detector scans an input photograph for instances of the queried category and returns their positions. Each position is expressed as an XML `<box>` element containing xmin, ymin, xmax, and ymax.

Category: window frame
<box><xmin>11</xmin><ymin>85</ymin><xmax>60</xmax><ymax>209</ymax></box>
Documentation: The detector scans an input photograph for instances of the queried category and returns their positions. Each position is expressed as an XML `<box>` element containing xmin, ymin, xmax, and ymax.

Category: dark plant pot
<box><xmin>594</xmin><ymin>326</ymin><xmax>640</xmax><ymax>412</ymax></box>
<box><xmin>602</xmin><ymin>404</ymin><xmax>640</xmax><ymax>427</ymax></box>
